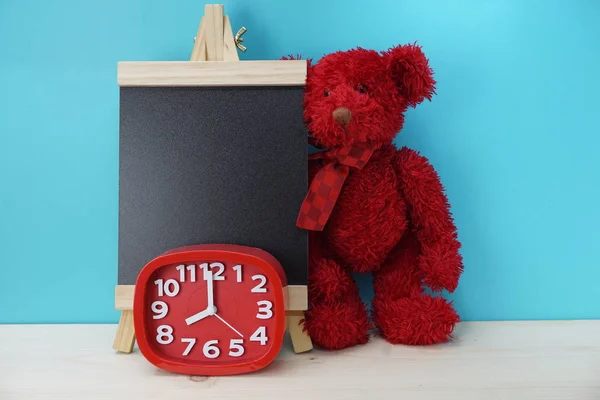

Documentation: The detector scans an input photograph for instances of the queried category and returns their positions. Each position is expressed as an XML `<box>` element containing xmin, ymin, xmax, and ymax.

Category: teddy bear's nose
<box><xmin>333</xmin><ymin>107</ymin><xmax>352</xmax><ymax>126</ymax></box>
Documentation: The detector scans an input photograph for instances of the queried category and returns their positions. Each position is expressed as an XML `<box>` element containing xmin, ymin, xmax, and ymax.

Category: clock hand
<box><xmin>185</xmin><ymin>307</ymin><xmax>214</xmax><ymax>326</ymax></box>
<box><xmin>206</xmin><ymin>269</ymin><xmax>215</xmax><ymax>310</ymax></box>
<box><xmin>185</xmin><ymin>269</ymin><xmax>219</xmax><ymax>326</ymax></box>
<box><xmin>214</xmin><ymin>313</ymin><xmax>244</xmax><ymax>338</ymax></box>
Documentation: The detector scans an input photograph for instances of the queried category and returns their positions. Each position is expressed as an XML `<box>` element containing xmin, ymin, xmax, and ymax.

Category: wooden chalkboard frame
<box><xmin>117</xmin><ymin>60</ymin><xmax>306</xmax><ymax>87</ymax></box>
<box><xmin>112</xmin><ymin>4</ymin><xmax>312</xmax><ymax>355</ymax></box>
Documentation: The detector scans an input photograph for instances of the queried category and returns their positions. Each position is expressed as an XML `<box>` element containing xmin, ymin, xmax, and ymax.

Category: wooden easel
<box><xmin>113</xmin><ymin>3</ymin><xmax>313</xmax><ymax>356</ymax></box>
<box><xmin>189</xmin><ymin>4</ymin><xmax>244</xmax><ymax>62</ymax></box>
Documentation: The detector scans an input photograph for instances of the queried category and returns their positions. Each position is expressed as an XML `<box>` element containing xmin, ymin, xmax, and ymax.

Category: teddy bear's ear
<box><xmin>280</xmin><ymin>54</ymin><xmax>313</xmax><ymax>78</ymax></box>
<box><xmin>383</xmin><ymin>43</ymin><xmax>436</xmax><ymax>107</ymax></box>
<box><xmin>280</xmin><ymin>54</ymin><xmax>313</xmax><ymax>67</ymax></box>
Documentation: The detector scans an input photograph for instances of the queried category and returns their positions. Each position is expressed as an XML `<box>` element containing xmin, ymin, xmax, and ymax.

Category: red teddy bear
<box><xmin>291</xmin><ymin>44</ymin><xmax>464</xmax><ymax>350</ymax></box>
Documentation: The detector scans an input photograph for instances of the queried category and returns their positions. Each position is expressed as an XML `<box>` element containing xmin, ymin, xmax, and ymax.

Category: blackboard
<box><xmin>118</xmin><ymin>81</ymin><xmax>308</xmax><ymax>286</ymax></box>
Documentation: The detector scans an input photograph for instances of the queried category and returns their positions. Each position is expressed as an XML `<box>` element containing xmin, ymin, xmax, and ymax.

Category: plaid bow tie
<box><xmin>296</xmin><ymin>143</ymin><xmax>374</xmax><ymax>231</ymax></box>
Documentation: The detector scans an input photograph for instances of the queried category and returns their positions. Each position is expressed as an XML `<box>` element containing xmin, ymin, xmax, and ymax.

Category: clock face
<box><xmin>134</xmin><ymin>245</ymin><xmax>287</xmax><ymax>376</ymax></box>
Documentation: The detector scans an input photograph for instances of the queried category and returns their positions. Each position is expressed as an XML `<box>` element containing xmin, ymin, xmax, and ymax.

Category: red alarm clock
<box><xmin>133</xmin><ymin>244</ymin><xmax>287</xmax><ymax>376</ymax></box>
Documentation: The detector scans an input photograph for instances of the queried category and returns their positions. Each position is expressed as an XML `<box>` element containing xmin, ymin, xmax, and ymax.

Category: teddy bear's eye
<box><xmin>358</xmin><ymin>84</ymin><xmax>367</xmax><ymax>94</ymax></box>
<box><xmin>324</xmin><ymin>90</ymin><xmax>331</xmax><ymax>97</ymax></box>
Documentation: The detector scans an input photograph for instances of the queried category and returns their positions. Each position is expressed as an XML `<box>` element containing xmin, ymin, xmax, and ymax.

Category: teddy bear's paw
<box><xmin>372</xmin><ymin>295</ymin><xmax>459</xmax><ymax>345</ymax></box>
<box><xmin>419</xmin><ymin>253</ymin><xmax>462</xmax><ymax>293</ymax></box>
<box><xmin>304</xmin><ymin>299</ymin><xmax>371</xmax><ymax>350</ymax></box>
<box><xmin>308</xmin><ymin>258</ymin><xmax>357</xmax><ymax>303</ymax></box>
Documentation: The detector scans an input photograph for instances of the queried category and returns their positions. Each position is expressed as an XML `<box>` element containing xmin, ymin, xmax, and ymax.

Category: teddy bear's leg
<box><xmin>304</xmin><ymin>244</ymin><xmax>371</xmax><ymax>350</ymax></box>
<box><xmin>372</xmin><ymin>232</ymin><xmax>460</xmax><ymax>345</ymax></box>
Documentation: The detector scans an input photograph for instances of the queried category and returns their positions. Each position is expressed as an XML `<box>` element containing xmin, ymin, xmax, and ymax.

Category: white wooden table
<box><xmin>0</xmin><ymin>321</ymin><xmax>598</xmax><ymax>399</ymax></box>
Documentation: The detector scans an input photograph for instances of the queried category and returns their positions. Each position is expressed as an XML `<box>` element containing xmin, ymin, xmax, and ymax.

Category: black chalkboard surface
<box><xmin>117</xmin><ymin>63</ymin><xmax>308</xmax><ymax>287</ymax></box>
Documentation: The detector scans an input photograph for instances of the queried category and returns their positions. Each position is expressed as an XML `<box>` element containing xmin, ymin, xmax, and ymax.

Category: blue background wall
<box><xmin>1</xmin><ymin>0</ymin><xmax>599</xmax><ymax>323</ymax></box>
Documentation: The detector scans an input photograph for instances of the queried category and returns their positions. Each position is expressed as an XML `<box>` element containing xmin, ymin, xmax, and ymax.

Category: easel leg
<box><xmin>286</xmin><ymin>310</ymin><xmax>313</xmax><ymax>353</ymax></box>
<box><xmin>113</xmin><ymin>310</ymin><xmax>136</xmax><ymax>353</ymax></box>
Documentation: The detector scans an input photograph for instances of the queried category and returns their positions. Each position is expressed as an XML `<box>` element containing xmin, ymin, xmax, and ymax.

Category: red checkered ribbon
<box><xmin>296</xmin><ymin>144</ymin><xmax>374</xmax><ymax>231</ymax></box>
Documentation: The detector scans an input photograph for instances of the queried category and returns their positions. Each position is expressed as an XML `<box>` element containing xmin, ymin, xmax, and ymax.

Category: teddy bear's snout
<box><xmin>333</xmin><ymin>107</ymin><xmax>352</xmax><ymax>126</ymax></box>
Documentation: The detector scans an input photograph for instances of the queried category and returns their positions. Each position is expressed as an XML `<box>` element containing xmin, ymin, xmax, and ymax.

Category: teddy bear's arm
<box><xmin>394</xmin><ymin>147</ymin><xmax>463</xmax><ymax>292</ymax></box>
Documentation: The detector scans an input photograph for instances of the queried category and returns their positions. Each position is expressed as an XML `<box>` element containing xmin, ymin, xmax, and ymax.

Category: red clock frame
<box><xmin>133</xmin><ymin>244</ymin><xmax>288</xmax><ymax>376</ymax></box>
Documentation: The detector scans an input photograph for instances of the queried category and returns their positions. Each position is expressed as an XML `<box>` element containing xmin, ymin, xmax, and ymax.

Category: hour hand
<box><xmin>185</xmin><ymin>308</ymin><xmax>213</xmax><ymax>326</ymax></box>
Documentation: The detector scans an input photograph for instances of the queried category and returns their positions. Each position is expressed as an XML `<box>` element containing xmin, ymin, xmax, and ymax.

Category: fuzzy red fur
<box><xmin>290</xmin><ymin>44</ymin><xmax>464</xmax><ymax>350</ymax></box>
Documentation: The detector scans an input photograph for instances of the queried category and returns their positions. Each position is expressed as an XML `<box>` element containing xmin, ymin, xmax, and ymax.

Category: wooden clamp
<box><xmin>113</xmin><ymin>3</ymin><xmax>312</xmax><ymax>356</ymax></box>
